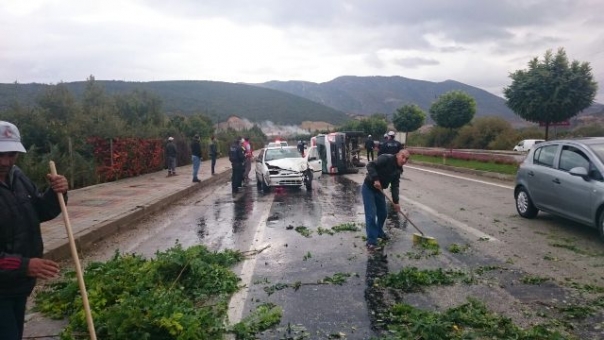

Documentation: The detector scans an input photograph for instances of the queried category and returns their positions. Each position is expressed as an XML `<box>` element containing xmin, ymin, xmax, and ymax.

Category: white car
<box><xmin>513</xmin><ymin>139</ymin><xmax>545</xmax><ymax>152</ymax></box>
<box><xmin>255</xmin><ymin>146</ymin><xmax>322</xmax><ymax>192</ymax></box>
<box><xmin>267</xmin><ymin>141</ymin><xmax>288</xmax><ymax>148</ymax></box>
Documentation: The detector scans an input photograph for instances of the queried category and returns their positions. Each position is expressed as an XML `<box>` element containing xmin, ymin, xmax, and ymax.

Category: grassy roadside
<box><xmin>410</xmin><ymin>154</ymin><xmax>519</xmax><ymax>175</ymax></box>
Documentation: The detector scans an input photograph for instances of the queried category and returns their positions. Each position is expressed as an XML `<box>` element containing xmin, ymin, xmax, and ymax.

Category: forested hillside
<box><xmin>255</xmin><ymin>75</ymin><xmax>604</xmax><ymax>122</ymax></box>
<box><xmin>0</xmin><ymin>80</ymin><xmax>350</xmax><ymax>125</ymax></box>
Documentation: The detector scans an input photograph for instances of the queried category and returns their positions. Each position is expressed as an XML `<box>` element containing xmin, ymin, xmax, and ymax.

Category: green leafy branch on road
<box><xmin>294</xmin><ymin>223</ymin><xmax>361</xmax><ymax>238</ymax></box>
<box><xmin>376</xmin><ymin>267</ymin><xmax>465</xmax><ymax>292</ymax></box>
<box><xmin>231</xmin><ymin>303</ymin><xmax>283</xmax><ymax>340</ymax></box>
<box><xmin>377</xmin><ymin>298</ymin><xmax>572</xmax><ymax>340</ymax></box>
<box><xmin>35</xmin><ymin>244</ymin><xmax>245</xmax><ymax>339</ymax></box>
<box><xmin>263</xmin><ymin>273</ymin><xmax>358</xmax><ymax>296</ymax></box>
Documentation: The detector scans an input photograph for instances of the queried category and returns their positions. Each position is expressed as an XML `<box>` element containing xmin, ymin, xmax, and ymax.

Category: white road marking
<box><xmin>405</xmin><ymin>165</ymin><xmax>515</xmax><ymax>190</ymax></box>
<box><xmin>227</xmin><ymin>194</ymin><xmax>274</xmax><ymax>325</ymax></box>
<box><xmin>358</xmin><ymin>171</ymin><xmax>501</xmax><ymax>242</ymax></box>
<box><xmin>401</xmin><ymin>194</ymin><xmax>499</xmax><ymax>242</ymax></box>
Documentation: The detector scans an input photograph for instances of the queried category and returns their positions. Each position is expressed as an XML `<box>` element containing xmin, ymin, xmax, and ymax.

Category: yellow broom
<box><xmin>380</xmin><ymin>189</ymin><xmax>438</xmax><ymax>246</ymax></box>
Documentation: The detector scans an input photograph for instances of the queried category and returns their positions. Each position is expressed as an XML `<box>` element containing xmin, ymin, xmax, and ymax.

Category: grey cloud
<box><xmin>393</xmin><ymin>57</ymin><xmax>440</xmax><ymax>68</ymax></box>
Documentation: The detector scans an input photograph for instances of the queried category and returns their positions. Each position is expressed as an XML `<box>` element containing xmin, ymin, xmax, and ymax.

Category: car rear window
<box><xmin>533</xmin><ymin>144</ymin><xmax>557</xmax><ymax>167</ymax></box>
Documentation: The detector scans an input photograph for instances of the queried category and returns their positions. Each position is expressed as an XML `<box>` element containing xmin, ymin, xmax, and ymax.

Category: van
<box><xmin>513</xmin><ymin>139</ymin><xmax>545</xmax><ymax>152</ymax></box>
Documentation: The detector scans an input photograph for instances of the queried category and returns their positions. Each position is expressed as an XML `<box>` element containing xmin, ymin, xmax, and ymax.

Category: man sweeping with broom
<box><xmin>362</xmin><ymin>149</ymin><xmax>410</xmax><ymax>252</ymax></box>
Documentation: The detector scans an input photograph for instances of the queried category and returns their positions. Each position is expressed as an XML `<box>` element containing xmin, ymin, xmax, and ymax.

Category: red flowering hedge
<box><xmin>408</xmin><ymin>147</ymin><xmax>520</xmax><ymax>165</ymax></box>
<box><xmin>88</xmin><ymin>137</ymin><xmax>165</xmax><ymax>182</ymax></box>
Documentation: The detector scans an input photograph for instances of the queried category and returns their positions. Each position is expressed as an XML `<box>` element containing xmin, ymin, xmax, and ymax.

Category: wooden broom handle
<box><xmin>49</xmin><ymin>161</ymin><xmax>97</xmax><ymax>340</ymax></box>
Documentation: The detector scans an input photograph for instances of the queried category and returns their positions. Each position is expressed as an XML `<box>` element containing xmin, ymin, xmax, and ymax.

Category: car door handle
<box><xmin>552</xmin><ymin>178</ymin><xmax>561</xmax><ymax>184</ymax></box>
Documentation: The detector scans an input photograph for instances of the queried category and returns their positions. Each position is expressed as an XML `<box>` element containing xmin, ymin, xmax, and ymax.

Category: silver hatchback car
<box><xmin>514</xmin><ymin>137</ymin><xmax>604</xmax><ymax>239</ymax></box>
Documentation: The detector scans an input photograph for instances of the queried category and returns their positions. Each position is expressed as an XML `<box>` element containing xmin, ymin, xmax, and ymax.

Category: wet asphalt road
<box><xmin>25</xmin><ymin>165</ymin><xmax>604</xmax><ymax>339</ymax></box>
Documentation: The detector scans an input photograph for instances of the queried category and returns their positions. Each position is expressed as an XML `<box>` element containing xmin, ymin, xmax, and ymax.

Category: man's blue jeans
<box><xmin>192</xmin><ymin>155</ymin><xmax>201</xmax><ymax>180</ymax></box>
<box><xmin>362</xmin><ymin>183</ymin><xmax>387</xmax><ymax>246</ymax></box>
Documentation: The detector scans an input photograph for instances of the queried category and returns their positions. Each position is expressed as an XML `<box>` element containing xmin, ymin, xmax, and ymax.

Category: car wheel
<box><xmin>304</xmin><ymin>170</ymin><xmax>313</xmax><ymax>190</ymax></box>
<box><xmin>262</xmin><ymin>176</ymin><xmax>270</xmax><ymax>193</ymax></box>
<box><xmin>515</xmin><ymin>186</ymin><xmax>538</xmax><ymax>218</ymax></box>
<box><xmin>598</xmin><ymin>209</ymin><xmax>604</xmax><ymax>242</ymax></box>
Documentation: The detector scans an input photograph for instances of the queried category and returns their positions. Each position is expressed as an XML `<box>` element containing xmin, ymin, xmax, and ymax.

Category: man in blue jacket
<box><xmin>0</xmin><ymin>121</ymin><xmax>68</xmax><ymax>340</ymax></box>
<box><xmin>362</xmin><ymin>149</ymin><xmax>410</xmax><ymax>251</ymax></box>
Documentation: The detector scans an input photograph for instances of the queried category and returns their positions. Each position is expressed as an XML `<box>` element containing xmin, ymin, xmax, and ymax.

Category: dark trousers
<box><xmin>211</xmin><ymin>155</ymin><xmax>217</xmax><ymax>174</ymax></box>
<box><xmin>361</xmin><ymin>183</ymin><xmax>387</xmax><ymax>246</ymax></box>
<box><xmin>0</xmin><ymin>296</ymin><xmax>28</xmax><ymax>340</ymax></box>
<box><xmin>366</xmin><ymin>148</ymin><xmax>374</xmax><ymax>161</ymax></box>
<box><xmin>232</xmin><ymin>163</ymin><xmax>244</xmax><ymax>191</ymax></box>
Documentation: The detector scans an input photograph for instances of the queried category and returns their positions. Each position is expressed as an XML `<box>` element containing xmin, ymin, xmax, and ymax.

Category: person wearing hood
<box><xmin>166</xmin><ymin>137</ymin><xmax>178</xmax><ymax>177</ymax></box>
<box><xmin>0</xmin><ymin>121</ymin><xmax>68</xmax><ymax>339</ymax></box>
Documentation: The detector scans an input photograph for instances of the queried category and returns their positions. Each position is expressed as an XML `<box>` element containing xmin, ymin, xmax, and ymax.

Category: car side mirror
<box><xmin>569</xmin><ymin>166</ymin><xmax>589</xmax><ymax>180</ymax></box>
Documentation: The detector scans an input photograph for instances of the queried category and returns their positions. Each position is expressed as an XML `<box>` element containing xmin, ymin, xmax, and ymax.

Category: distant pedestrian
<box><xmin>297</xmin><ymin>140</ymin><xmax>304</xmax><ymax>154</ymax></box>
<box><xmin>209</xmin><ymin>135</ymin><xmax>218</xmax><ymax>175</ymax></box>
<box><xmin>379</xmin><ymin>131</ymin><xmax>403</xmax><ymax>156</ymax></box>
<box><xmin>362</xmin><ymin>149</ymin><xmax>410</xmax><ymax>252</ymax></box>
<box><xmin>166</xmin><ymin>137</ymin><xmax>177</xmax><ymax>176</ymax></box>
<box><xmin>0</xmin><ymin>120</ymin><xmax>67</xmax><ymax>340</ymax></box>
<box><xmin>243</xmin><ymin>137</ymin><xmax>253</xmax><ymax>183</ymax></box>
<box><xmin>190</xmin><ymin>134</ymin><xmax>202</xmax><ymax>183</ymax></box>
<box><xmin>229</xmin><ymin>138</ymin><xmax>246</xmax><ymax>193</ymax></box>
<box><xmin>364</xmin><ymin>135</ymin><xmax>374</xmax><ymax>161</ymax></box>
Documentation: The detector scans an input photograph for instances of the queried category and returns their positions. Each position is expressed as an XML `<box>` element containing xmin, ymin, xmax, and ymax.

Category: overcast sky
<box><xmin>1</xmin><ymin>0</ymin><xmax>602</xmax><ymax>101</ymax></box>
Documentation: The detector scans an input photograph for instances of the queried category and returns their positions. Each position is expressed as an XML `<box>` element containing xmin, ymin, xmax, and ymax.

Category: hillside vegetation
<box><xmin>0</xmin><ymin>80</ymin><xmax>350</xmax><ymax>125</ymax></box>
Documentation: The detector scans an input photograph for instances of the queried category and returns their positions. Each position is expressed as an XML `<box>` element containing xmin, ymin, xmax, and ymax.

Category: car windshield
<box><xmin>588</xmin><ymin>143</ymin><xmax>604</xmax><ymax>163</ymax></box>
<box><xmin>265</xmin><ymin>148</ymin><xmax>302</xmax><ymax>161</ymax></box>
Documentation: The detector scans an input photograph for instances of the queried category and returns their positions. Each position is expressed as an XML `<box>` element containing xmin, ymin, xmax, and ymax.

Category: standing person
<box><xmin>297</xmin><ymin>140</ymin><xmax>304</xmax><ymax>154</ymax></box>
<box><xmin>209</xmin><ymin>135</ymin><xmax>218</xmax><ymax>175</ymax></box>
<box><xmin>378</xmin><ymin>133</ymin><xmax>389</xmax><ymax>156</ymax></box>
<box><xmin>229</xmin><ymin>138</ymin><xmax>246</xmax><ymax>193</ymax></box>
<box><xmin>0</xmin><ymin>120</ymin><xmax>68</xmax><ymax>340</ymax></box>
<box><xmin>242</xmin><ymin>137</ymin><xmax>253</xmax><ymax>184</ymax></box>
<box><xmin>190</xmin><ymin>134</ymin><xmax>202</xmax><ymax>183</ymax></box>
<box><xmin>362</xmin><ymin>149</ymin><xmax>410</xmax><ymax>251</ymax></box>
<box><xmin>165</xmin><ymin>137</ymin><xmax>178</xmax><ymax>177</ymax></box>
<box><xmin>364</xmin><ymin>135</ymin><xmax>375</xmax><ymax>161</ymax></box>
<box><xmin>380</xmin><ymin>131</ymin><xmax>403</xmax><ymax>155</ymax></box>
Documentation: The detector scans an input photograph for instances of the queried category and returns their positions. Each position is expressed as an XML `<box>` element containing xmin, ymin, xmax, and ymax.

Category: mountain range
<box><xmin>1</xmin><ymin>76</ymin><xmax>602</xmax><ymax>126</ymax></box>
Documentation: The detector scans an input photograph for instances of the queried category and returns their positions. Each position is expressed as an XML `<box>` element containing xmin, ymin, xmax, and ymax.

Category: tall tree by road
<box><xmin>503</xmin><ymin>48</ymin><xmax>598</xmax><ymax>140</ymax></box>
<box><xmin>392</xmin><ymin>104</ymin><xmax>426</xmax><ymax>146</ymax></box>
<box><xmin>429</xmin><ymin>91</ymin><xmax>476</xmax><ymax>146</ymax></box>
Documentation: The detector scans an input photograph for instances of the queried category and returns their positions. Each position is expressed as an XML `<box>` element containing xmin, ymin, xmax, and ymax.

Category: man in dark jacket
<box><xmin>379</xmin><ymin>131</ymin><xmax>403</xmax><ymax>156</ymax></box>
<box><xmin>362</xmin><ymin>149</ymin><xmax>410</xmax><ymax>251</ymax></box>
<box><xmin>229</xmin><ymin>138</ymin><xmax>246</xmax><ymax>193</ymax></box>
<box><xmin>0</xmin><ymin>121</ymin><xmax>68</xmax><ymax>340</ymax></box>
<box><xmin>190</xmin><ymin>134</ymin><xmax>202</xmax><ymax>183</ymax></box>
<box><xmin>364</xmin><ymin>135</ymin><xmax>375</xmax><ymax>161</ymax></box>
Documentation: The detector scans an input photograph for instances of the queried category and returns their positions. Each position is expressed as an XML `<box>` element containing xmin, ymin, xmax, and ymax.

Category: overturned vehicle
<box><xmin>254</xmin><ymin>146</ymin><xmax>322</xmax><ymax>192</ymax></box>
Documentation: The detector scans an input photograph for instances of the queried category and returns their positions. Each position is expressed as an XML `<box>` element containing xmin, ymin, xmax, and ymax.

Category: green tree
<box><xmin>429</xmin><ymin>91</ymin><xmax>476</xmax><ymax>130</ymax></box>
<box><xmin>82</xmin><ymin>75</ymin><xmax>126</xmax><ymax>138</ymax></box>
<box><xmin>503</xmin><ymin>48</ymin><xmax>598</xmax><ymax>140</ymax></box>
<box><xmin>392</xmin><ymin>104</ymin><xmax>426</xmax><ymax>146</ymax></box>
<box><xmin>393</xmin><ymin>104</ymin><xmax>425</xmax><ymax>133</ymax></box>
